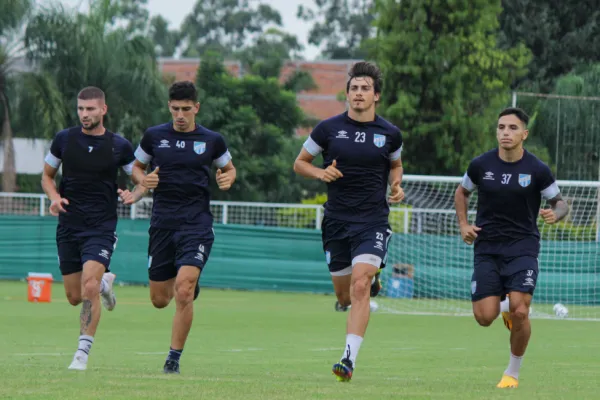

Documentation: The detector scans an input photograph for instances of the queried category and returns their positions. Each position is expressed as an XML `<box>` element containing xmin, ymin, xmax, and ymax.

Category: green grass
<box><xmin>1</xmin><ymin>281</ymin><xmax>599</xmax><ymax>399</ymax></box>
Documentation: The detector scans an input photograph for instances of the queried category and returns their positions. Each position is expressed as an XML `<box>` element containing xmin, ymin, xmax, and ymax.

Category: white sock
<box><xmin>76</xmin><ymin>335</ymin><xmax>94</xmax><ymax>362</ymax></box>
<box><xmin>500</xmin><ymin>298</ymin><xmax>510</xmax><ymax>313</ymax></box>
<box><xmin>99</xmin><ymin>277</ymin><xmax>108</xmax><ymax>295</ymax></box>
<box><xmin>504</xmin><ymin>353</ymin><xmax>523</xmax><ymax>379</ymax></box>
<box><xmin>341</xmin><ymin>334</ymin><xmax>363</xmax><ymax>365</ymax></box>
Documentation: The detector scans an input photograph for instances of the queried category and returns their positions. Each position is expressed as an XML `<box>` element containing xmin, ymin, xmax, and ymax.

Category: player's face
<box><xmin>346</xmin><ymin>77</ymin><xmax>380</xmax><ymax>113</ymax></box>
<box><xmin>169</xmin><ymin>100</ymin><xmax>200</xmax><ymax>132</ymax></box>
<box><xmin>496</xmin><ymin>114</ymin><xmax>528</xmax><ymax>150</ymax></box>
<box><xmin>77</xmin><ymin>99</ymin><xmax>106</xmax><ymax>131</ymax></box>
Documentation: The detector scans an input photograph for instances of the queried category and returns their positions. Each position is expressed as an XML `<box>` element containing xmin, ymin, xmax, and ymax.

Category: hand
<box><xmin>49</xmin><ymin>197</ymin><xmax>69</xmax><ymax>216</ymax></box>
<box><xmin>539</xmin><ymin>208</ymin><xmax>557</xmax><ymax>224</ymax></box>
<box><xmin>216</xmin><ymin>168</ymin><xmax>234</xmax><ymax>190</ymax></box>
<box><xmin>117</xmin><ymin>189</ymin><xmax>139</xmax><ymax>205</ymax></box>
<box><xmin>388</xmin><ymin>181</ymin><xmax>404</xmax><ymax>204</ymax></box>
<box><xmin>460</xmin><ymin>224</ymin><xmax>481</xmax><ymax>245</ymax></box>
<box><xmin>319</xmin><ymin>159</ymin><xmax>343</xmax><ymax>183</ymax></box>
<box><xmin>142</xmin><ymin>166</ymin><xmax>159</xmax><ymax>189</ymax></box>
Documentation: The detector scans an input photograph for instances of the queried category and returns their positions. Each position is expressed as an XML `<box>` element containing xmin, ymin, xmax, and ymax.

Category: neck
<box><xmin>498</xmin><ymin>146</ymin><xmax>524</xmax><ymax>162</ymax></box>
<box><xmin>173</xmin><ymin>123</ymin><xmax>196</xmax><ymax>133</ymax></box>
<box><xmin>82</xmin><ymin>125</ymin><xmax>105</xmax><ymax>136</ymax></box>
<box><xmin>348</xmin><ymin>108</ymin><xmax>376</xmax><ymax>123</ymax></box>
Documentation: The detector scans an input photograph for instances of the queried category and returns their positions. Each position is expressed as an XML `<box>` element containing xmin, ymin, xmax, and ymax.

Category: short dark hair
<box><xmin>169</xmin><ymin>81</ymin><xmax>198</xmax><ymax>102</ymax></box>
<box><xmin>77</xmin><ymin>86</ymin><xmax>105</xmax><ymax>102</ymax></box>
<box><xmin>346</xmin><ymin>61</ymin><xmax>383</xmax><ymax>94</ymax></box>
<box><xmin>498</xmin><ymin>107</ymin><xmax>529</xmax><ymax>127</ymax></box>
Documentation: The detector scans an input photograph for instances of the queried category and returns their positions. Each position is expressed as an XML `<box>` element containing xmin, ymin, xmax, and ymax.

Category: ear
<box><xmin>523</xmin><ymin>129</ymin><xmax>529</xmax><ymax>141</ymax></box>
<box><xmin>374</xmin><ymin>92</ymin><xmax>381</xmax><ymax>102</ymax></box>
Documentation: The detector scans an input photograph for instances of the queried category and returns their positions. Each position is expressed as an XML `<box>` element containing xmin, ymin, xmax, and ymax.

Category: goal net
<box><xmin>379</xmin><ymin>175</ymin><xmax>600</xmax><ymax>321</ymax></box>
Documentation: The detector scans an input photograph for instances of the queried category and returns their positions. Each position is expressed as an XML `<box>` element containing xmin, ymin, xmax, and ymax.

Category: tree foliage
<box><xmin>196</xmin><ymin>52</ymin><xmax>323</xmax><ymax>202</ymax></box>
<box><xmin>371</xmin><ymin>0</ymin><xmax>531</xmax><ymax>175</ymax></box>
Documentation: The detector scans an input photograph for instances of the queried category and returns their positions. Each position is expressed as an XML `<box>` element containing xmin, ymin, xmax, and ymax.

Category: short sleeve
<box><xmin>44</xmin><ymin>131</ymin><xmax>66</xmax><ymax>169</ymax></box>
<box><xmin>461</xmin><ymin>160</ymin><xmax>479</xmax><ymax>192</ymax></box>
<box><xmin>212</xmin><ymin>134</ymin><xmax>232</xmax><ymax>168</ymax></box>
<box><xmin>389</xmin><ymin>128</ymin><xmax>403</xmax><ymax>161</ymax></box>
<box><xmin>539</xmin><ymin>164</ymin><xmax>559</xmax><ymax>200</ymax></box>
<box><xmin>303</xmin><ymin>122</ymin><xmax>328</xmax><ymax>156</ymax></box>
<box><xmin>134</xmin><ymin>130</ymin><xmax>153</xmax><ymax>164</ymax></box>
<box><xmin>119</xmin><ymin>138</ymin><xmax>136</xmax><ymax>175</ymax></box>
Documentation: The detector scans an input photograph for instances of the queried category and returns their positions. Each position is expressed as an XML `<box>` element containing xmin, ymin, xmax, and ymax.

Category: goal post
<box><xmin>379</xmin><ymin>175</ymin><xmax>600</xmax><ymax>321</ymax></box>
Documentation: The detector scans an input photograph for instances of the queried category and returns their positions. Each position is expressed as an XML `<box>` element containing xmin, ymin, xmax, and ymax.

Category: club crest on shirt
<box><xmin>373</xmin><ymin>134</ymin><xmax>386</xmax><ymax>148</ymax></box>
<box><xmin>518</xmin><ymin>174</ymin><xmax>531</xmax><ymax>187</ymax></box>
<box><xmin>193</xmin><ymin>141</ymin><xmax>206</xmax><ymax>155</ymax></box>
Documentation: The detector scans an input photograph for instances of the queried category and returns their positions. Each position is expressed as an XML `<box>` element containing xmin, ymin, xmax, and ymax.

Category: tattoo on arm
<box><xmin>548</xmin><ymin>194</ymin><xmax>569</xmax><ymax>222</ymax></box>
<box><xmin>80</xmin><ymin>300</ymin><xmax>92</xmax><ymax>335</ymax></box>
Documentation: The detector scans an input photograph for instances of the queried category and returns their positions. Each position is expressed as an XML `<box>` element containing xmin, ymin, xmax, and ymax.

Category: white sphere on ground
<box><xmin>553</xmin><ymin>303</ymin><xmax>569</xmax><ymax>318</ymax></box>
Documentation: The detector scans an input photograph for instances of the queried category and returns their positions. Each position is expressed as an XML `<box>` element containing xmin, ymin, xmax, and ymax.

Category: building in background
<box><xmin>159</xmin><ymin>57</ymin><xmax>355</xmax><ymax>136</ymax></box>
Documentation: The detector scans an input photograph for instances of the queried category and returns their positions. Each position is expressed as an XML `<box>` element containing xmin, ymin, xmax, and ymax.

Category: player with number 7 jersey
<box><xmin>127</xmin><ymin>81</ymin><xmax>237</xmax><ymax>374</ymax></box>
<box><xmin>293</xmin><ymin>61</ymin><xmax>404</xmax><ymax>382</ymax></box>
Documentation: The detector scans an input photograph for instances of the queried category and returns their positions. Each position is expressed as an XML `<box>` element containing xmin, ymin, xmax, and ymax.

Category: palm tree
<box><xmin>23</xmin><ymin>0</ymin><xmax>168</xmax><ymax>147</ymax></box>
<box><xmin>0</xmin><ymin>0</ymin><xmax>33</xmax><ymax>192</ymax></box>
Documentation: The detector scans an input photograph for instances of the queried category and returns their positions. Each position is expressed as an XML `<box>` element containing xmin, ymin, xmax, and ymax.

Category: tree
<box><xmin>498</xmin><ymin>0</ymin><xmax>600</xmax><ymax>91</ymax></box>
<box><xmin>179</xmin><ymin>0</ymin><xmax>282</xmax><ymax>58</ymax></box>
<box><xmin>23</xmin><ymin>0</ymin><xmax>168</xmax><ymax>145</ymax></box>
<box><xmin>196</xmin><ymin>52</ymin><xmax>323</xmax><ymax>203</ymax></box>
<box><xmin>371</xmin><ymin>0</ymin><xmax>531</xmax><ymax>175</ymax></box>
<box><xmin>297</xmin><ymin>0</ymin><xmax>375</xmax><ymax>59</ymax></box>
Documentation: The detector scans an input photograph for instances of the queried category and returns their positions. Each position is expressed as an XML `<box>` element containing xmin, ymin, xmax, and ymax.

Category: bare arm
<box><xmin>293</xmin><ymin>148</ymin><xmax>325</xmax><ymax>180</ymax></box>
<box><xmin>131</xmin><ymin>160</ymin><xmax>147</xmax><ymax>186</ymax></box>
<box><xmin>454</xmin><ymin>185</ymin><xmax>471</xmax><ymax>227</ymax></box>
<box><xmin>540</xmin><ymin>193</ymin><xmax>570</xmax><ymax>224</ymax></box>
<box><xmin>41</xmin><ymin>164</ymin><xmax>61</xmax><ymax>202</ymax></box>
<box><xmin>547</xmin><ymin>194</ymin><xmax>569</xmax><ymax>221</ymax></box>
<box><xmin>388</xmin><ymin>158</ymin><xmax>403</xmax><ymax>186</ymax></box>
<box><xmin>215</xmin><ymin>160</ymin><xmax>236</xmax><ymax>190</ymax></box>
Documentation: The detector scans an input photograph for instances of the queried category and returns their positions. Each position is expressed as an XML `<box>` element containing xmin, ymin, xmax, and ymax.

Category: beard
<box><xmin>82</xmin><ymin>119</ymin><xmax>101</xmax><ymax>131</ymax></box>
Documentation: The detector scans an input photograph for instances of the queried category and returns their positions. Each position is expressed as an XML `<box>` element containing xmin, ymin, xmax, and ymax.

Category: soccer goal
<box><xmin>379</xmin><ymin>175</ymin><xmax>600</xmax><ymax>321</ymax></box>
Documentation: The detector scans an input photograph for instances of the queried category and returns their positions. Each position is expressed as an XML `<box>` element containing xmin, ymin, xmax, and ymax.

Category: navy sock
<box><xmin>167</xmin><ymin>347</ymin><xmax>183</xmax><ymax>362</ymax></box>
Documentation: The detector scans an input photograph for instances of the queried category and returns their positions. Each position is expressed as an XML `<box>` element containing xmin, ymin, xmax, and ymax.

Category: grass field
<box><xmin>1</xmin><ymin>281</ymin><xmax>599</xmax><ymax>400</ymax></box>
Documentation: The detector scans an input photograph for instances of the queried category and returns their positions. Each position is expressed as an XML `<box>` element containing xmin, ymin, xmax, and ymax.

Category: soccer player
<box><xmin>454</xmin><ymin>107</ymin><xmax>569</xmax><ymax>388</ymax></box>
<box><xmin>41</xmin><ymin>86</ymin><xmax>138</xmax><ymax>370</ymax></box>
<box><xmin>131</xmin><ymin>81</ymin><xmax>236</xmax><ymax>374</ymax></box>
<box><xmin>293</xmin><ymin>61</ymin><xmax>404</xmax><ymax>382</ymax></box>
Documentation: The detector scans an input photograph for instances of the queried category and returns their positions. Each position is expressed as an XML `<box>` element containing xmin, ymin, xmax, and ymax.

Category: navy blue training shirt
<box><xmin>303</xmin><ymin>112</ymin><xmax>403</xmax><ymax>223</ymax></box>
<box><xmin>461</xmin><ymin>148</ymin><xmax>560</xmax><ymax>257</ymax></box>
<box><xmin>134</xmin><ymin>122</ymin><xmax>231</xmax><ymax>230</ymax></box>
<box><xmin>45</xmin><ymin>127</ymin><xmax>135</xmax><ymax>231</ymax></box>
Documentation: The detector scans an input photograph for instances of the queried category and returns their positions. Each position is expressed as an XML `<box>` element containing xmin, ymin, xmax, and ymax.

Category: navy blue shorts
<box><xmin>321</xmin><ymin>216</ymin><xmax>392</xmax><ymax>275</ymax></box>
<box><xmin>56</xmin><ymin>225</ymin><xmax>118</xmax><ymax>276</ymax></box>
<box><xmin>470</xmin><ymin>254</ymin><xmax>538</xmax><ymax>302</ymax></box>
<box><xmin>147</xmin><ymin>226</ymin><xmax>214</xmax><ymax>282</ymax></box>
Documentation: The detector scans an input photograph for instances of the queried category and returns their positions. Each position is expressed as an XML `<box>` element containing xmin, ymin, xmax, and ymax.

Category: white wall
<box><xmin>0</xmin><ymin>138</ymin><xmax>51</xmax><ymax>174</ymax></box>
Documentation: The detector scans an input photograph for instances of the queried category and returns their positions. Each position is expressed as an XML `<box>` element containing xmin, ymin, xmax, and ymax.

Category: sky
<box><xmin>58</xmin><ymin>0</ymin><xmax>322</xmax><ymax>60</ymax></box>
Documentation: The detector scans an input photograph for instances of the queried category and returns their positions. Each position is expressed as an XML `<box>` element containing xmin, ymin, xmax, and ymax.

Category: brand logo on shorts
<box><xmin>518</xmin><ymin>174</ymin><xmax>531</xmax><ymax>187</ymax></box>
<box><xmin>471</xmin><ymin>281</ymin><xmax>477</xmax><ymax>294</ymax></box>
<box><xmin>523</xmin><ymin>277</ymin><xmax>535</xmax><ymax>287</ymax></box>
<box><xmin>325</xmin><ymin>251</ymin><xmax>331</xmax><ymax>265</ymax></box>
<box><xmin>373</xmin><ymin>134</ymin><xmax>386</xmax><ymax>148</ymax></box>
<box><xmin>198</xmin><ymin>244</ymin><xmax>205</xmax><ymax>253</ymax></box>
<box><xmin>99</xmin><ymin>249</ymin><xmax>109</xmax><ymax>260</ymax></box>
<box><xmin>193</xmin><ymin>141</ymin><xmax>206</xmax><ymax>155</ymax></box>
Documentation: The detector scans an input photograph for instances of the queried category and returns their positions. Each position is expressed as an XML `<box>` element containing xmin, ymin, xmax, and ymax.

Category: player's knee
<box><xmin>151</xmin><ymin>294</ymin><xmax>170</xmax><ymax>309</ymax></box>
<box><xmin>174</xmin><ymin>279</ymin><xmax>195</xmax><ymax>305</ymax></box>
<box><xmin>511</xmin><ymin>305</ymin><xmax>529</xmax><ymax>323</ymax></box>
<box><xmin>473</xmin><ymin>310</ymin><xmax>496</xmax><ymax>327</ymax></box>
<box><xmin>81</xmin><ymin>278</ymin><xmax>100</xmax><ymax>299</ymax></box>
<box><xmin>350</xmin><ymin>276</ymin><xmax>370</xmax><ymax>300</ymax></box>
<box><xmin>66</xmin><ymin>292</ymin><xmax>81</xmax><ymax>306</ymax></box>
